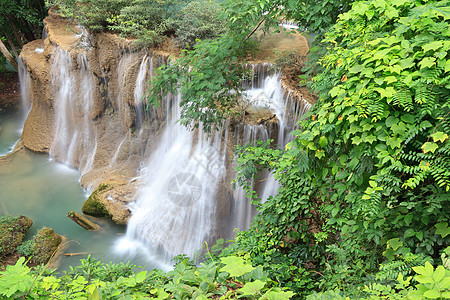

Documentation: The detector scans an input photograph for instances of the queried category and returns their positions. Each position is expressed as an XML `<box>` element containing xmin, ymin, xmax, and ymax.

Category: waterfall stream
<box><xmin>22</xmin><ymin>48</ymin><xmax>311</xmax><ymax>267</ymax></box>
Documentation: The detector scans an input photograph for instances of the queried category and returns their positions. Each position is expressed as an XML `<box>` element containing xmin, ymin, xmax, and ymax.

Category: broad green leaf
<box><xmin>387</xmin><ymin>238</ymin><xmax>403</xmax><ymax>251</ymax></box>
<box><xmin>391</xmin><ymin>0</ymin><xmax>409</xmax><ymax>6</ymax></box>
<box><xmin>349</xmin><ymin>65</ymin><xmax>364</xmax><ymax>74</ymax></box>
<box><xmin>374</xmin><ymin>78</ymin><xmax>384</xmax><ymax>85</ymax></box>
<box><xmin>391</xmin><ymin>122</ymin><xmax>406</xmax><ymax>136</ymax></box>
<box><xmin>415</xmin><ymin>230</ymin><xmax>423</xmax><ymax>241</ymax></box>
<box><xmin>386</xmin><ymin>116</ymin><xmax>399</xmax><ymax>127</ymax></box>
<box><xmin>387</xmin><ymin>137</ymin><xmax>402</xmax><ymax>148</ymax></box>
<box><xmin>401</xmin><ymin>114</ymin><xmax>414</xmax><ymax>123</ymax></box>
<box><xmin>220</xmin><ymin>256</ymin><xmax>255</xmax><ymax>277</ymax></box>
<box><xmin>264</xmin><ymin>289</ymin><xmax>296</xmax><ymax>299</ymax></box>
<box><xmin>404</xmin><ymin>214</ymin><xmax>413</xmax><ymax>225</ymax></box>
<box><xmin>423</xmin><ymin>289</ymin><xmax>441</xmax><ymax>298</ymax></box>
<box><xmin>422</xmin><ymin>41</ymin><xmax>443</xmax><ymax>52</ymax></box>
<box><xmin>315</xmin><ymin>150</ymin><xmax>325</xmax><ymax>159</ymax></box>
<box><xmin>435</xmin><ymin>222</ymin><xmax>450</xmax><ymax>238</ymax></box>
<box><xmin>422</xmin><ymin>142</ymin><xmax>439</xmax><ymax>153</ymax></box>
<box><xmin>385</xmin><ymin>6</ymin><xmax>399</xmax><ymax>19</ymax></box>
<box><xmin>430</xmin><ymin>131</ymin><xmax>448</xmax><ymax>143</ymax></box>
<box><xmin>364</xmin><ymin>135</ymin><xmax>377</xmax><ymax>144</ymax></box>
<box><xmin>399</xmin><ymin>57</ymin><xmax>415</xmax><ymax>69</ymax></box>
<box><xmin>404</xmin><ymin>228</ymin><xmax>415</xmax><ymax>239</ymax></box>
<box><xmin>419</xmin><ymin>57</ymin><xmax>436</xmax><ymax>69</ymax></box>
<box><xmin>329</xmin><ymin>86</ymin><xmax>345</xmax><ymax>97</ymax></box>
<box><xmin>352</xmin><ymin>136</ymin><xmax>363</xmax><ymax>145</ymax></box>
<box><xmin>384</xmin><ymin>76</ymin><xmax>398</xmax><ymax>84</ymax></box>
<box><xmin>433</xmin><ymin>265</ymin><xmax>445</xmax><ymax>282</ymax></box>
<box><xmin>136</xmin><ymin>271</ymin><xmax>147</xmax><ymax>283</ymax></box>
<box><xmin>383</xmin><ymin>248</ymin><xmax>395</xmax><ymax>260</ymax></box>
<box><xmin>237</xmin><ymin>280</ymin><xmax>266</xmax><ymax>296</ymax></box>
<box><xmin>319</xmin><ymin>136</ymin><xmax>328</xmax><ymax>148</ymax></box>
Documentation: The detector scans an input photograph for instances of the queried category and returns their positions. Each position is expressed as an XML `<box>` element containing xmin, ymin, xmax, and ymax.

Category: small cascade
<box><xmin>133</xmin><ymin>54</ymin><xmax>155</xmax><ymax>128</ymax></box>
<box><xmin>116</xmin><ymin>94</ymin><xmax>229</xmax><ymax>262</ymax></box>
<box><xmin>18</xmin><ymin>59</ymin><xmax>33</xmax><ymax>118</ymax></box>
<box><xmin>50</xmin><ymin>49</ymin><xmax>98</xmax><ymax>176</ymax></box>
<box><xmin>239</xmin><ymin>67</ymin><xmax>312</xmax><ymax>209</ymax></box>
<box><xmin>231</xmin><ymin>124</ymin><xmax>269</xmax><ymax>231</ymax></box>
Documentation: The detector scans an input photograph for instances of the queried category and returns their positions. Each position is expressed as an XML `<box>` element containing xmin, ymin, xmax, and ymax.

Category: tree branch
<box><xmin>0</xmin><ymin>38</ymin><xmax>17</xmax><ymax>71</ymax></box>
<box><xmin>243</xmin><ymin>18</ymin><xmax>265</xmax><ymax>42</ymax></box>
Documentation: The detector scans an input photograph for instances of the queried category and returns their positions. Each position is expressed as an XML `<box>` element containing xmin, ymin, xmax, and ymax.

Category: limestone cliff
<box><xmin>19</xmin><ymin>8</ymin><xmax>311</xmax><ymax>245</ymax></box>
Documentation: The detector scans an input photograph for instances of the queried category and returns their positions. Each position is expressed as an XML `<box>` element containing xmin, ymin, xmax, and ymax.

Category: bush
<box><xmin>48</xmin><ymin>0</ymin><xmax>191</xmax><ymax>46</ymax></box>
<box><xmin>174</xmin><ymin>0</ymin><xmax>227</xmax><ymax>48</ymax></box>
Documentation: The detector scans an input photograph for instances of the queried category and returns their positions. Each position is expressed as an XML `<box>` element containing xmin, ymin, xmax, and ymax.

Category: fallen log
<box><xmin>67</xmin><ymin>211</ymin><xmax>100</xmax><ymax>231</ymax></box>
<box><xmin>63</xmin><ymin>252</ymin><xmax>90</xmax><ymax>257</ymax></box>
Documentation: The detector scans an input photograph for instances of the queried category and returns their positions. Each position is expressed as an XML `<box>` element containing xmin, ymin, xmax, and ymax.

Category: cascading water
<box><xmin>116</xmin><ymin>92</ymin><xmax>228</xmax><ymax>264</ymax></box>
<box><xmin>118</xmin><ymin>63</ymin><xmax>312</xmax><ymax>264</ymax></box>
<box><xmin>36</xmin><ymin>41</ymin><xmax>311</xmax><ymax>266</ymax></box>
<box><xmin>18</xmin><ymin>59</ymin><xmax>33</xmax><ymax>119</ymax></box>
<box><xmin>50</xmin><ymin>49</ymin><xmax>98</xmax><ymax>176</ymax></box>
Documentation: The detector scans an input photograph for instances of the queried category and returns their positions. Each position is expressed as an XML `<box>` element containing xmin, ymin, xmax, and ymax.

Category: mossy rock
<box><xmin>0</xmin><ymin>216</ymin><xmax>33</xmax><ymax>257</ymax></box>
<box><xmin>29</xmin><ymin>227</ymin><xmax>62</xmax><ymax>266</ymax></box>
<box><xmin>82</xmin><ymin>183</ymin><xmax>111</xmax><ymax>217</ymax></box>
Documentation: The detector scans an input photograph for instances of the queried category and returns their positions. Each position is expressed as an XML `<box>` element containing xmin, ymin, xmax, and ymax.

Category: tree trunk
<box><xmin>10</xmin><ymin>26</ymin><xmax>24</xmax><ymax>48</ymax></box>
<box><xmin>67</xmin><ymin>211</ymin><xmax>101</xmax><ymax>231</ymax></box>
<box><xmin>3</xmin><ymin>31</ymin><xmax>19</xmax><ymax>60</ymax></box>
<box><xmin>0</xmin><ymin>39</ymin><xmax>17</xmax><ymax>71</ymax></box>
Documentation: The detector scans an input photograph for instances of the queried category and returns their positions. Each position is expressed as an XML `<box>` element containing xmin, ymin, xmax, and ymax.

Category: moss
<box><xmin>29</xmin><ymin>227</ymin><xmax>62</xmax><ymax>266</ymax></box>
<box><xmin>82</xmin><ymin>184</ymin><xmax>111</xmax><ymax>217</ymax></box>
<box><xmin>0</xmin><ymin>216</ymin><xmax>32</xmax><ymax>257</ymax></box>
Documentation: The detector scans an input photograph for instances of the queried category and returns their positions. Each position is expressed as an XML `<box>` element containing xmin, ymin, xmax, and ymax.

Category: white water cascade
<box><xmin>50</xmin><ymin>49</ymin><xmax>98</xmax><ymax>176</ymax></box>
<box><xmin>40</xmin><ymin>46</ymin><xmax>311</xmax><ymax>265</ymax></box>
<box><xmin>116</xmin><ymin>93</ymin><xmax>229</xmax><ymax>264</ymax></box>
<box><xmin>118</xmin><ymin>64</ymin><xmax>312</xmax><ymax>263</ymax></box>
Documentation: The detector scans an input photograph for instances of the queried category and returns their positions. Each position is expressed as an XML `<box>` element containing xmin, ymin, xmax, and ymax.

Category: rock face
<box><xmin>19</xmin><ymin>11</ymin><xmax>312</xmax><ymax>257</ymax></box>
<box><xmin>20</xmin><ymin>11</ymin><xmax>164</xmax><ymax>222</ymax></box>
<box><xmin>0</xmin><ymin>216</ymin><xmax>33</xmax><ymax>257</ymax></box>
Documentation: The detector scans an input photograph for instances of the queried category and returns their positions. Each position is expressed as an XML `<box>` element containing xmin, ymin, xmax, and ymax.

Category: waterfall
<box><xmin>118</xmin><ymin>64</ymin><xmax>311</xmax><ymax>264</ymax></box>
<box><xmin>50</xmin><ymin>49</ymin><xmax>97</xmax><ymax>175</ymax></box>
<box><xmin>18</xmin><ymin>59</ymin><xmax>33</xmax><ymax>118</ymax></box>
<box><xmin>116</xmin><ymin>93</ymin><xmax>229</xmax><ymax>263</ymax></box>
<box><xmin>40</xmin><ymin>44</ymin><xmax>310</xmax><ymax>265</ymax></box>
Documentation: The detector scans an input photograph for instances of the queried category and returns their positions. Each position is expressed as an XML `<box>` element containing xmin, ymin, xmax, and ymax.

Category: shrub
<box><xmin>173</xmin><ymin>0</ymin><xmax>227</xmax><ymax>48</ymax></box>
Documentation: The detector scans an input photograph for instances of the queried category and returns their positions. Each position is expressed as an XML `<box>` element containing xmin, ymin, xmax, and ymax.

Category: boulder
<box><xmin>0</xmin><ymin>216</ymin><xmax>33</xmax><ymax>257</ymax></box>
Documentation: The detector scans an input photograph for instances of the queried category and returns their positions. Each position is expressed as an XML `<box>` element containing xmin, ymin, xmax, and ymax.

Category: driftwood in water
<box><xmin>67</xmin><ymin>211</ymin><xmax>100</xmax><ymax>231</ymax></box>
<box><xmin>64</xmin><ymin>252</ymin><xmax>90</xmax><ymax>257</ymax></box>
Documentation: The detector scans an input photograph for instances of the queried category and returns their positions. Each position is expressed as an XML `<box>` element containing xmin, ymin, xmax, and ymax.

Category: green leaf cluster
<box><xmin>0</xmin><ymin>253</ymin><xmax>296</xmax><ymax>299</ymax></box>
<box><xmin>233</xmin><ymin>0</ymin><xmax>450</xmax><ymax>295</ymax></box>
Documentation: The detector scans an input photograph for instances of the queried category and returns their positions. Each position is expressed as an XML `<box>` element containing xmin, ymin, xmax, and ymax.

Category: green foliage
<box><xmin>232</xmin><ymin>0</ymin><xmax>450</xmax><ymax>296</ymax></box>
<box><xmin>0</xmin><ymin>257</ymin><xmax>34</xmax><ymax>298</ymax></box>
<box><xmin>288</xmin><ymin>0</ymin><xmax>354</xmax><ymax>33</ymax></box>
<box><xmin>271</xmin><ymin>49</ymin><xmax>304</xmax><ymax>71</ymax></box>
<box><xmin>173</xmin><ymin>0</ymin><xmax>227</xmax><ymax>48</ymax></box>
<box><xmin>47</xmin><ymin>0</ymin><xmax>187</xmax><ymax>46</ymax></box>
<box><xmin>0</xmin><ymin>253</ymin><xmax>296</xmax><ymax>299</ymax></box>
<box><xmin>147</xmin><ymin>33</ymin><xmax>256</xmax><ymax>132</ymax></box>
<box><xmin>48</xmin><ymin>0</ymin><xmax>227</xmax><ymax>47</ymax></box>
<box><xmin>17</xmin><ymin>240</ymin><xmax>34</xmax><ymax>257</ymax></box>
<box><xmin>0</xmin><ymin>215</ymin><xmax>33</xmax><ymax>257</ymax></box>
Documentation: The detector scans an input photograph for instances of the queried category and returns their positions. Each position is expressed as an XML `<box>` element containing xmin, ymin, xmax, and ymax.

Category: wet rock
<box><xmin>29</xmin><ymin>227</ymin><xmax>63</xmax><ymax>266</ymax></box>
<box><xmin>0</xmin><ymin>216</ymin><xmax>33</xmax><ymax>257</ymax></box>
<box><xmin>82</xmin><ymin>183</ymin><xmax>111</xmax><ymax>217</ymax></box>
